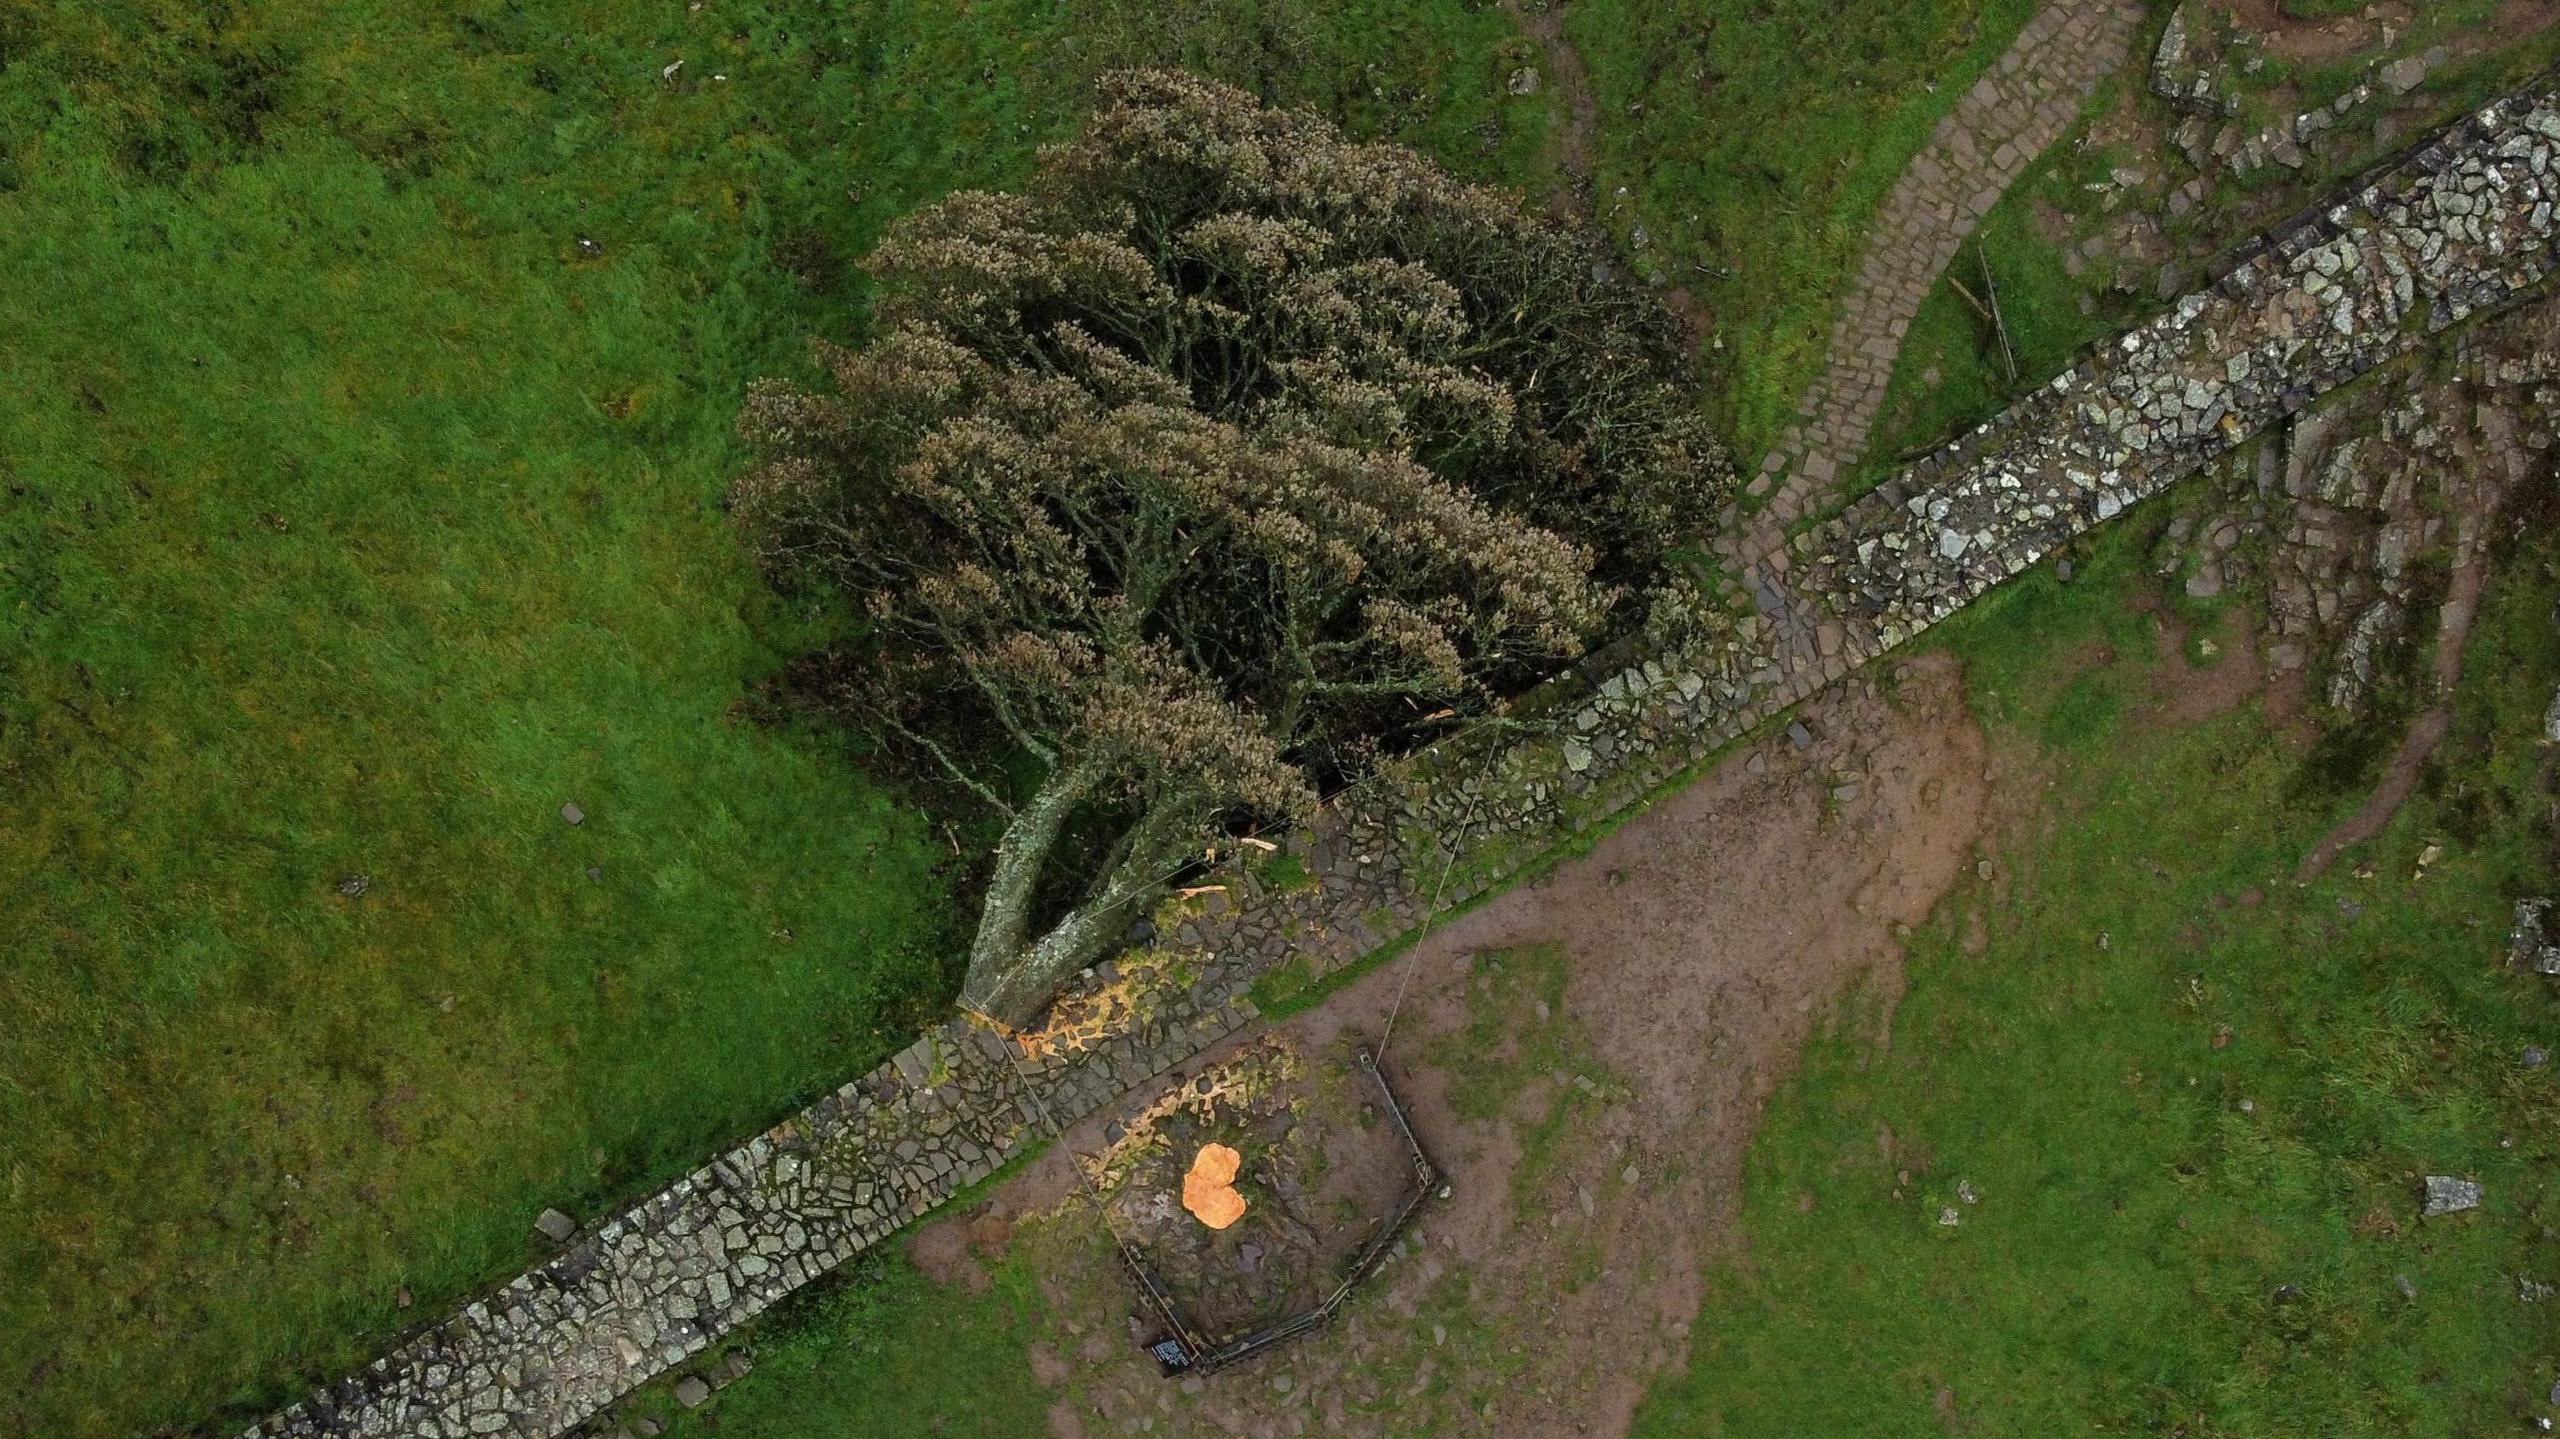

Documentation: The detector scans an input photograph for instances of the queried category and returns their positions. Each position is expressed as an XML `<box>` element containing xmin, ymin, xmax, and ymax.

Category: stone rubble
<box><xmin>2221</xmin><ymin>52</ymin><xmax>2447</xmax><ymax>182</ymax></box>
<box><xmin>238</xmin><ymin>77</ymin><xmax>2560</xmax><ymax>1439</ymax></box>
<box><xmin>2151</xmin><ymin>279</ymin><xmax>2560</xmax><ymax>709</ymax></box>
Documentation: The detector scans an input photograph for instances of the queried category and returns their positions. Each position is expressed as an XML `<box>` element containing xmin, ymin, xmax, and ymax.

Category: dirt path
<box><xmin>1721</xmin><ymin>0</ymin><xmax>2145</xmax><ymax>671</ymax></box>
<box><xmin>915</xmin><ymin>656</ymin><xmax>1991</xmax><ymax>1439</ymax></box>
<box><xmin>1502</xmin><ymin>0</ymin><xmax>1723</xmax><ymax>340</ymax></box>
<box><xmin>2224</xmin><ymin>0</ymin><xmax>2413</xmax><ymax>66</ymax></box>
<box><xmin>2226</xmin><ymin>0</ymin><xmax>2559</xmax><ymax>66</ymax></box>
<box><xmin>1502</xmin><ymin>0</ymin><xmax>1601</xmax><ymax>213</ymax></box>
<box><xmin>2293</xmin><ymin>405</ymin><xmax>2513</xmax><ymax>882</ymax></box>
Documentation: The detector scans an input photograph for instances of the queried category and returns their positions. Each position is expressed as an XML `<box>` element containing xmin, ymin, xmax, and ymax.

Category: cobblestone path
<box><xmin>1720</xmin><ymin>0</ymin><xmax>2145</xmax><ymax>665</ymax></box>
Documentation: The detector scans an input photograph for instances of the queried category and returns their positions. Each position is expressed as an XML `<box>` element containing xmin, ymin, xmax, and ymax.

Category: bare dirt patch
<box><xmin>2491</xmin><ymin>0</ymin><xmax>2560</xmax><ymax>44</ymax></box>
<box><xmin>2220</xmin><ymin>0</ymin><xmax>2556</xmax><ymax>66</ymax></box>
<box><xmin>2218</xmin><ymin>0</ymin><xmax>2410</xmax><ymax>68</ymax></box>
<box><xmin>1502</xmin><ymin>0</ymin><xmax>1601</xmax><ymax>210</ymax></box>
<box><xmin>914</xmin><ymin>654</ymin><xmax>1990</xmax><ymax>1438</ymax></box>
<box><xmin>2144</xmin><ymin>599</ymin><xmax>2267</xmax><ymax>729</ymax></box>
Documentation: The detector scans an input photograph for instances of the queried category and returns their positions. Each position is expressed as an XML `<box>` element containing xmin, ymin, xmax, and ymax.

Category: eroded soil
<box><xmin>2223</xmin><ymin>0</ymin><xmax>2560</xmax><ymax>64</ymax></box>
<box><xmin>911</xmin><ymin>653</ymin><xmax>1991</xmax><ymax>1438</ymax></box>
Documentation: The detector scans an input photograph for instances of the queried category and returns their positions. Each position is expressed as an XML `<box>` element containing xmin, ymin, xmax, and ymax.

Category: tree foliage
<box><xmin>737</xmin><ymin>70</ymin><xmax>1729</xmax><ymax>1023</ymax></box>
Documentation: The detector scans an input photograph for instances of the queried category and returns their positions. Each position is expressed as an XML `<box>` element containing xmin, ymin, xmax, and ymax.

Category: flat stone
<box><xmin>2420</xmin><ymin>1175</ymin><xmax>2481</xmax><ymax>1217</ymax></box>
<box><xmin>534</xmin><ymin>1208</ymin><xmax>577</xmax><ymax>1243</ymax></box>
<box><xmin>560</xmin><ymin>801</ymin><xmax>585</xmax><ymax>826</ymax></box>
<box><xmin>674</xmin><ymin>1376</ymin><xmax>713</xmax><ymax>1408</ymax></box>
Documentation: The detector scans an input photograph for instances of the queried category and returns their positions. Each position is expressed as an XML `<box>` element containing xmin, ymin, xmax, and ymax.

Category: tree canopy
<box><xmin>737</xmin><ymin>70</ymin><xmax>1729</xmax><ymax>1023</ymax></box>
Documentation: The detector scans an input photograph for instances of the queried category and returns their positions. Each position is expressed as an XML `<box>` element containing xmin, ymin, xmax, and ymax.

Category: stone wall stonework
<box><xmin>1737</xmin><ymin>0</ymin><xmax>2144</xmax><ymax>534</ymax></box>
<box><xmin>236</xmin><ymin>1021</ymin><xmax>1046</xmax><ymax>1438</ymax></box>
<box><xmin>1794</xmin><ymin>97</ymin><xmax>2560</xmax><ymax>650</ymax></box>
<box><xmin>236</xmin><ymin>76</ymin><xmax>2560</xmax><ymax>1439</ymax></box>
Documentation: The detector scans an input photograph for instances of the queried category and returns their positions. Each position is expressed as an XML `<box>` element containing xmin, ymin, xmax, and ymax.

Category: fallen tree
<box><xmin>735</xmin><ymin>70</ymin><xmax>1727</xmax><ymax>1024</ymax></box>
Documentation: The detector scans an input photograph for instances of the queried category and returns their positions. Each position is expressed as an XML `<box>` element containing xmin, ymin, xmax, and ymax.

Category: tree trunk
<box><xmin>958</xmin><ymin>756</ymin><xmax>1102</xmax><ymax>1022</ymax></box>
<box><xmin>959</xmin><ymin>780</ymin><xmax>1199</xmax><ymax>1027</ymax></box>
<box><xmin>965</xmin><ymin>891</ymin><xmax>1140</xmax><ymax>1028</ymax></box>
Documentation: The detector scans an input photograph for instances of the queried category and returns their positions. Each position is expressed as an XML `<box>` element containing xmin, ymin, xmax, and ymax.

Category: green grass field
<box><xmin>19</xmin><ymin>3</ymin><xmax>2557</xmax><ymax>1436</ymax></box>
<box><xmin>642</xmin><ymin>1252</ymin><xmax>1058</xmax><ymax>1439</ymax></box>
<box><xmin>1564</xmin><ymin>0</ymin><xmax>2042</xmax><ymax>463</ymax></box>
<box><xmin>0</xmin><ymin>3</ymin><xmax>1550</xmax><ymax>1434</ymax></box>
<box><xmin>1632</xmin><ymin>494</ymin><xmax>2560</xmax><ymax>1434</ymax></box>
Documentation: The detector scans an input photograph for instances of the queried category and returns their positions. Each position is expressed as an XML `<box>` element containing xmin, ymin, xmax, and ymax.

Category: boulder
<box><xmin>2420</xmin><ymin>1175</ymin><xmax>2481</xmax><ymax>1217</ymax></box>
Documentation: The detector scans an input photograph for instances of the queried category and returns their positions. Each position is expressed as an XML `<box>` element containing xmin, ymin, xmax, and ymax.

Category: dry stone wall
<box><xmin>1738</xmin><ymin>0</ymin><xmax>2145</xmax><ymax>534</ymax></box>
<box><xmin>237</xmin><ymin>77</ymin><xmax>2560</xmax><ymax>1439</ymax></box>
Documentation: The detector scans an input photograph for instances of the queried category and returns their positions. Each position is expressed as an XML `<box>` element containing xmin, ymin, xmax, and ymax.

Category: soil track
<box><xmin>1501</xmin><ymin>0</ymin><xmax>1601</xmax><ymax>211</ymax></box>
<box><xmin>2294</xmin><ymin>403</ymin><xmax>2513</xmax><ymax>883</ymax></box>
<box><xmin>2224</xmin><ymin>0</ymin><xmax>2560</xmax><ymax>65</ymax></box>
<box><xmin>917</xmin><ymin>655</ymin><xmax>1991</xmax><ymax>1438</ymax></box>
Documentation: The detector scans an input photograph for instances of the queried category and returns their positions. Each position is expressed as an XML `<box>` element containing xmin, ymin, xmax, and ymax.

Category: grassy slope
<box><xmin>0</xmin><ymin>4</ymin><xmax>1553</xmax><ymax>1435</ymax></box>
<box><xmin>0</xmin><ymin>4</ymin><xmax>1013</xmax><ymax>1432</ymax></box>
<box><xmin>642</xmin><ymin>1253</ymin><xmax>1058</xmax><ymax>1439</ymax></box>
<box><xmin>1633</xmin><ymin>503</ymin><xmax>2560</xmax><ymax>1434</ymax></box>
<box><xmin>1562</xmin><ymin>0</ymin><xmax>2041</xmax><ymax>464</ymax></box>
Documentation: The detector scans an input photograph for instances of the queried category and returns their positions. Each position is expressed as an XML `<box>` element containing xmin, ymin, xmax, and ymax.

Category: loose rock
<box><xmin>2420</xmin><ymin>1175</ymin><xmax>2481</xmax><ymax>1217</ymax></box>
